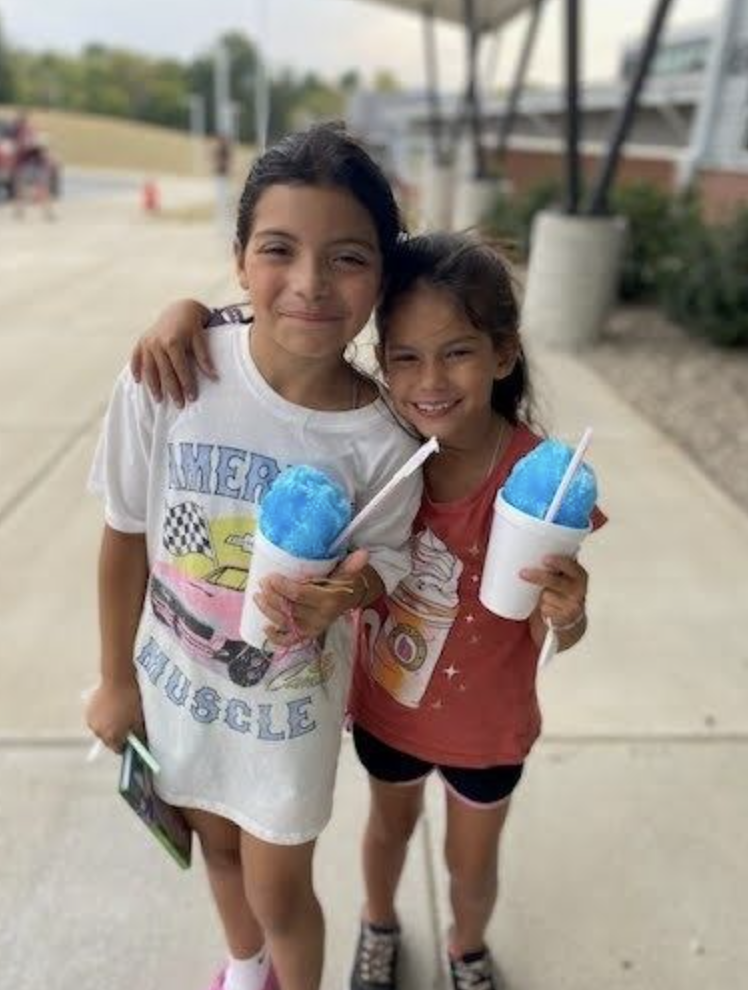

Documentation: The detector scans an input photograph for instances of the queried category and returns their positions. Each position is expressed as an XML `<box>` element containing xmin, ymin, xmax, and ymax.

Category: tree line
<box><xmin>0</xmin><ymin>18</ymin><xmax>399</xmax><ymax>141</ymax></box>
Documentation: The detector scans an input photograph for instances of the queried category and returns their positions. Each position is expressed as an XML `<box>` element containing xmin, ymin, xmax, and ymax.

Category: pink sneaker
<box><xmin>206</xmin><ymin>961</ymin><xmax>280</xmax><ymax>990</ymax></box>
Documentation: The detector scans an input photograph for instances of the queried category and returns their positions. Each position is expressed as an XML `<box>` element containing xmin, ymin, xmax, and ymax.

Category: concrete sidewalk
<box><xmin>1</xmin><ymin>192</ymin><xmax>746</xmax><ymax>990</ymax></box>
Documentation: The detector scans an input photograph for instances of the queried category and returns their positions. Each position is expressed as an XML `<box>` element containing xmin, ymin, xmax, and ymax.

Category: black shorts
<box><xmin>352</xmin><ymin>724</ymin><xmax>523</xmax><ymax>808</ymax></box>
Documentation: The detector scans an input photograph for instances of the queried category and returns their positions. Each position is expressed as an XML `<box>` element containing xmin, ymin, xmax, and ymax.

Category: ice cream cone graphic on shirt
<box><xmin>371</xmin><ymin>529</ymin><xmax>463</xmax><ymax>708</ymax></box>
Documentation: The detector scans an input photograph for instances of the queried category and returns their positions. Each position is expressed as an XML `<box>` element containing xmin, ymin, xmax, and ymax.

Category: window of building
<box><xmin>622</xmin><ymin>38</ymin><xmax>709</xmax><ymax>81</ymax></box>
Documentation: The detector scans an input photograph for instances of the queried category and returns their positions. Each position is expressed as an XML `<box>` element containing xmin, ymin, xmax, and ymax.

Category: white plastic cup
<box><xmin>479</xmin><ymin>490</ymin><xmax>590</xmax><ymax>621</ymax></box>
<box><xmin>240</xmin><ymin>530</ymin><xmax>338</xmax><ymax>651</ymax></box>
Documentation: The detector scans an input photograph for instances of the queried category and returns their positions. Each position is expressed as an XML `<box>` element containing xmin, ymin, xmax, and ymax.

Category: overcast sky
<box><xmin>0</xmin><ymin>0</ymin><xmax>721</xmax><ymax>90</ymax></box>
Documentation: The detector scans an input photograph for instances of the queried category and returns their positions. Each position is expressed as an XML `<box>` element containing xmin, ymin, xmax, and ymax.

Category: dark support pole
<box><xmin>564</xmin><ymin>0</ymin><xmax>582</xmax><ymax>214</ymax></box>
<box><xmin>497</xmin><ymin>0</ymin><xmax>545</xmax><ymax>159</ymax></box>
<box><xmin>588</xmin><ymin>0</ymin><xmax>674</xmax><ymax>214</ymax></box>
<box><xmin>463</xmin><ymin>0</ymin><xmax>487</xmax><ymax>179</ymax></box>
<box><xmin>422</xmin><ymin>3</ymin><xmax>446</xmax><ymax>165</ymax></box>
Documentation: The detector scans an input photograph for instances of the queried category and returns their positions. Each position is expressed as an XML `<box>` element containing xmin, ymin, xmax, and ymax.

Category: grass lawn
<box><xmin>1</xmin><ymin>105</ymin><xmax>254</xmax><ymax>177</ymax></box>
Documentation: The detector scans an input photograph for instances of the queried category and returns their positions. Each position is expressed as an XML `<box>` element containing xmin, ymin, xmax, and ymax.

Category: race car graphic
<box><xmin>149</xmin><ymin>559</ymin><xmax>270</xmax><ymax>688</ymax></box>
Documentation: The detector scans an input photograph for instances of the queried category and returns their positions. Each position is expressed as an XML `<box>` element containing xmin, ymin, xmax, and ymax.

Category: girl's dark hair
<box><xmin>235</xmin><ymin>122</ymin><xmax>405</xmax><ymax>268</ymax></box>
<box><xmin>376</xmin><ymin>231</ymin><xmax>535</xmax><ymax>427</ymax></box>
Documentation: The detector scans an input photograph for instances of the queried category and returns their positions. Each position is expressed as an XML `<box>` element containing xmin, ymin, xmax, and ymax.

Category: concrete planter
<box><xmin>522</xmin><ymin>210</ymin><xmax>628</xmax><ymax>349</ymax></box>
<box><xmin>419</xmin><ymin>161</ymin><xmax>454</xmax><ymax>231</ymax></box>
<box><xmin>452</xmin><ymin>177</ymin><xmax>497</xmax><ymax>231</ymax></box>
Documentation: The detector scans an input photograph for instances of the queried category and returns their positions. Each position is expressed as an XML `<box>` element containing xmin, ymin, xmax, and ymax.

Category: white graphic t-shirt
<box><xmin>90</xmin><ymin>323</ymin><xmax>421</xmax><ymax>844</ymax></box>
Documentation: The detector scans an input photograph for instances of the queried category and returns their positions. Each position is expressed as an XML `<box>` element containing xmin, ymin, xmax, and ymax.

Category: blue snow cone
<box><xmin>503</xmin><ymin>439</ymin><xmax>597</xmax><ymax>529</ymax></box>
<box><xmin>259</xmin><ymin>465</ymin><xmax>352</xmax><ymax>560</ymax></box>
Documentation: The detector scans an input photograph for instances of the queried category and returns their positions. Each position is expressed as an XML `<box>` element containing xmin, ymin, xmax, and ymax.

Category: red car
<box><xmin>0</xmin><ymin>118</ymin><xmax>62</xmax><ymax>201</ymax></box>
<box><xmin>0</xmin><ymin>120</ymin><xmax>16</xmax><ymax>199</ymax></box>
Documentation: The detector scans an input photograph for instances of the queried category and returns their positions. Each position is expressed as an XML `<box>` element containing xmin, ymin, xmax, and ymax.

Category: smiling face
<box><xmin>236</xmin><ymin>183</ymin><xmax>382</xmax><ymax>366</ymax></box>
<box><xmin>381</xmin><ymin>283</ymin><xmax>517</xmax><ymax>448</ymax></box>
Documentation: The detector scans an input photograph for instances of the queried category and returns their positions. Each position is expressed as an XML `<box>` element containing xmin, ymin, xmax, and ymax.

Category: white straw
<box><xmin>330</xmin><ymin>436</ymin><xmax>439</xmax><ymax>553</ymax></box>
<box><xmin>80</xmin><ymin>687</ymin><xmax>102</xmax><ymax>763</ymax></box>
<box><xmin>537</xmin><ymin>621</ymin><xmax>558</xmax><ymax>670</ymax></box>
<box><xmin>537</xmin><ymin>427</ymin><xmax>594</xmax><ymax>671</ymax></box>
<box><xmin>543</xmin><ymin>427</ymin><xmax>593</xmax><ymax>523</ymax></box>
<box><xmin>86</xmin><ymin>738</ymin><xmax>104</xmax><ymax>763</ymax></box>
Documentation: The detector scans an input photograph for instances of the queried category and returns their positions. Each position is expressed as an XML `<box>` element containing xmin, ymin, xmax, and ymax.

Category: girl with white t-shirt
<box><xmin>86</xmin><ymin>123</ymin><xmax>421</xmax><ymax>990</ymax></box>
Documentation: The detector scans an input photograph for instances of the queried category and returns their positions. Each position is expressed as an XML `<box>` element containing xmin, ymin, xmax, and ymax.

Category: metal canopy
<box><xmin>357</xmin><ymin>0</ymin><xmax>536</xmax><ymax>33</ymax></box>
<box><xmin>353</xmin><ymin>0</ymin><xmax>677</xmax><ymax>219</ymax></box>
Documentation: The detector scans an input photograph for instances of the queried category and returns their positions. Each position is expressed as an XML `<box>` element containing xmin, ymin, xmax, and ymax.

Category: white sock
<box><xmin>225</xmin><ymin>945</ymin><xmax>270</xmax><ymax>990</ymax></box>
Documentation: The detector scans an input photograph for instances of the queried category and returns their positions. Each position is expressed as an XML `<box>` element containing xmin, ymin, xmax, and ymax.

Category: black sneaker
<box><xmin>349</xmin><ymin>919</ymin><xmax>400</xmax><ymax>990</ymax></box>
<box><xmin>448</xmin><ymin>947</ymin><xmax>501</xmax><ymax>990</ymax></box>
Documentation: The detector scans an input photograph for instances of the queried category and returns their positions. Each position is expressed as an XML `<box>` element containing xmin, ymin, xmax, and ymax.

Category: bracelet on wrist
<box><xmin>552</xmin><ymin>610</ymin><xmax>587</xmax><ymax>633</ymax></box>
<box><xmin>351</xmin><ymin>571</ymin><xmax>370</xmax><ymax>611</ymax></box>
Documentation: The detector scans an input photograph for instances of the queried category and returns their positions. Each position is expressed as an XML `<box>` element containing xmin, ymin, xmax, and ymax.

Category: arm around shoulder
<box><xmin>130</xmin><ymin>297</ymin><xmax>218</xmax><ymax>405</ymax></box>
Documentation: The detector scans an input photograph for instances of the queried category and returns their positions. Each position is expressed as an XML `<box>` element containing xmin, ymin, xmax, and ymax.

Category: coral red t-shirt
<box><xmin>349</xmin><ymin>424</ymin><xmax>606</xmax><ymax>768</ymax></box>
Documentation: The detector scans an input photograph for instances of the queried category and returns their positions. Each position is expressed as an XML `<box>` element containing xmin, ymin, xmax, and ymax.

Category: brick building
<box><xmin>348</xmin><ymin>14</ymin><xmax>748</xmax><ymax>222</ymax></box>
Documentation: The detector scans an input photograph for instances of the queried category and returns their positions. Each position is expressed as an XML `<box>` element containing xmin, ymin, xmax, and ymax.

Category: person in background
<box><xmin>13</xmin><ymin>133</ymin><xmax>56</xmax><ymax>221</ymax></box>
<box><xmin>213</xmin><ymin>132</ymin><xmax>234</xmax><ymax>230</ymax></box>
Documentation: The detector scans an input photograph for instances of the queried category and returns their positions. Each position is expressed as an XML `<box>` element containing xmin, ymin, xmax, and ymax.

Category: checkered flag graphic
<box><xmin>162</xmin><ymin>501</ymin><xmax>215</xmax><ymax>560</ymax></box>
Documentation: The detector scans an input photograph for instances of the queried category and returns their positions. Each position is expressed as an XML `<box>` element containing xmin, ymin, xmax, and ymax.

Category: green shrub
<box><xmin>483</xmin><ymin>176</ymin><xmax>747</xmax><ymax>347</ymax></box>
<box><xmin>482</xmin><ymin>178</ymin><xmax>562</xmax><ymax>259</ymax></box>
<box><xmin>605</xmin><ymin>182</ymin><xmax>748</xmax><ymax>345</ymax></box>
<box><xmin>481</xmin><ymin>187</ymin><xmax>523</xmax><ymax>250</ymax></box>
<box><xmin>610</xmin><ymin>183</ymin><xmax>682</xmax><ymax>300</ymax></box>
<box><xmin>660</xmin><ymin>207</ymin><xmax>748</xmax><ymax>347</ymax></box>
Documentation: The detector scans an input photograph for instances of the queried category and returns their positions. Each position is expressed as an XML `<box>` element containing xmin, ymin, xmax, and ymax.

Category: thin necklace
<box><xmin>427</xmin><ymin>418</ymin><xmax>508</xmax><ymax>502</ymax></box>
<box><xmin>485</xmin><ymin>419</ymin><xmax>507</xmax><ymax>481</ymax></box>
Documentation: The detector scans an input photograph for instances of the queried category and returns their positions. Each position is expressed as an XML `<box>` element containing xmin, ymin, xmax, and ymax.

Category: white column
<box><xmin>522</xmin><ymin>210</ymin><xmax>627</xmax><ymax>349</ymax></box>
<box><xmin>677</xmin><ymin>0</ymin><xmax>739</xmax><ymax>187</ymax></box>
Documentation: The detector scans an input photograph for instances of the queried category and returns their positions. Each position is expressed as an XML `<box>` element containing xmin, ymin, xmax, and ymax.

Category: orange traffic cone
<box><xmin>142</xmin><ymin>179</ymin><xmax>160</xmax><ymax>213</ymax></box>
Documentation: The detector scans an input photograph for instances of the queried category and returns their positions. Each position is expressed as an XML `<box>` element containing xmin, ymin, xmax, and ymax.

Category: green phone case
<box><xmin>119</xmin><ymin>740</ymin><xmax>192</xmax><ymax>870</ymax></box>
